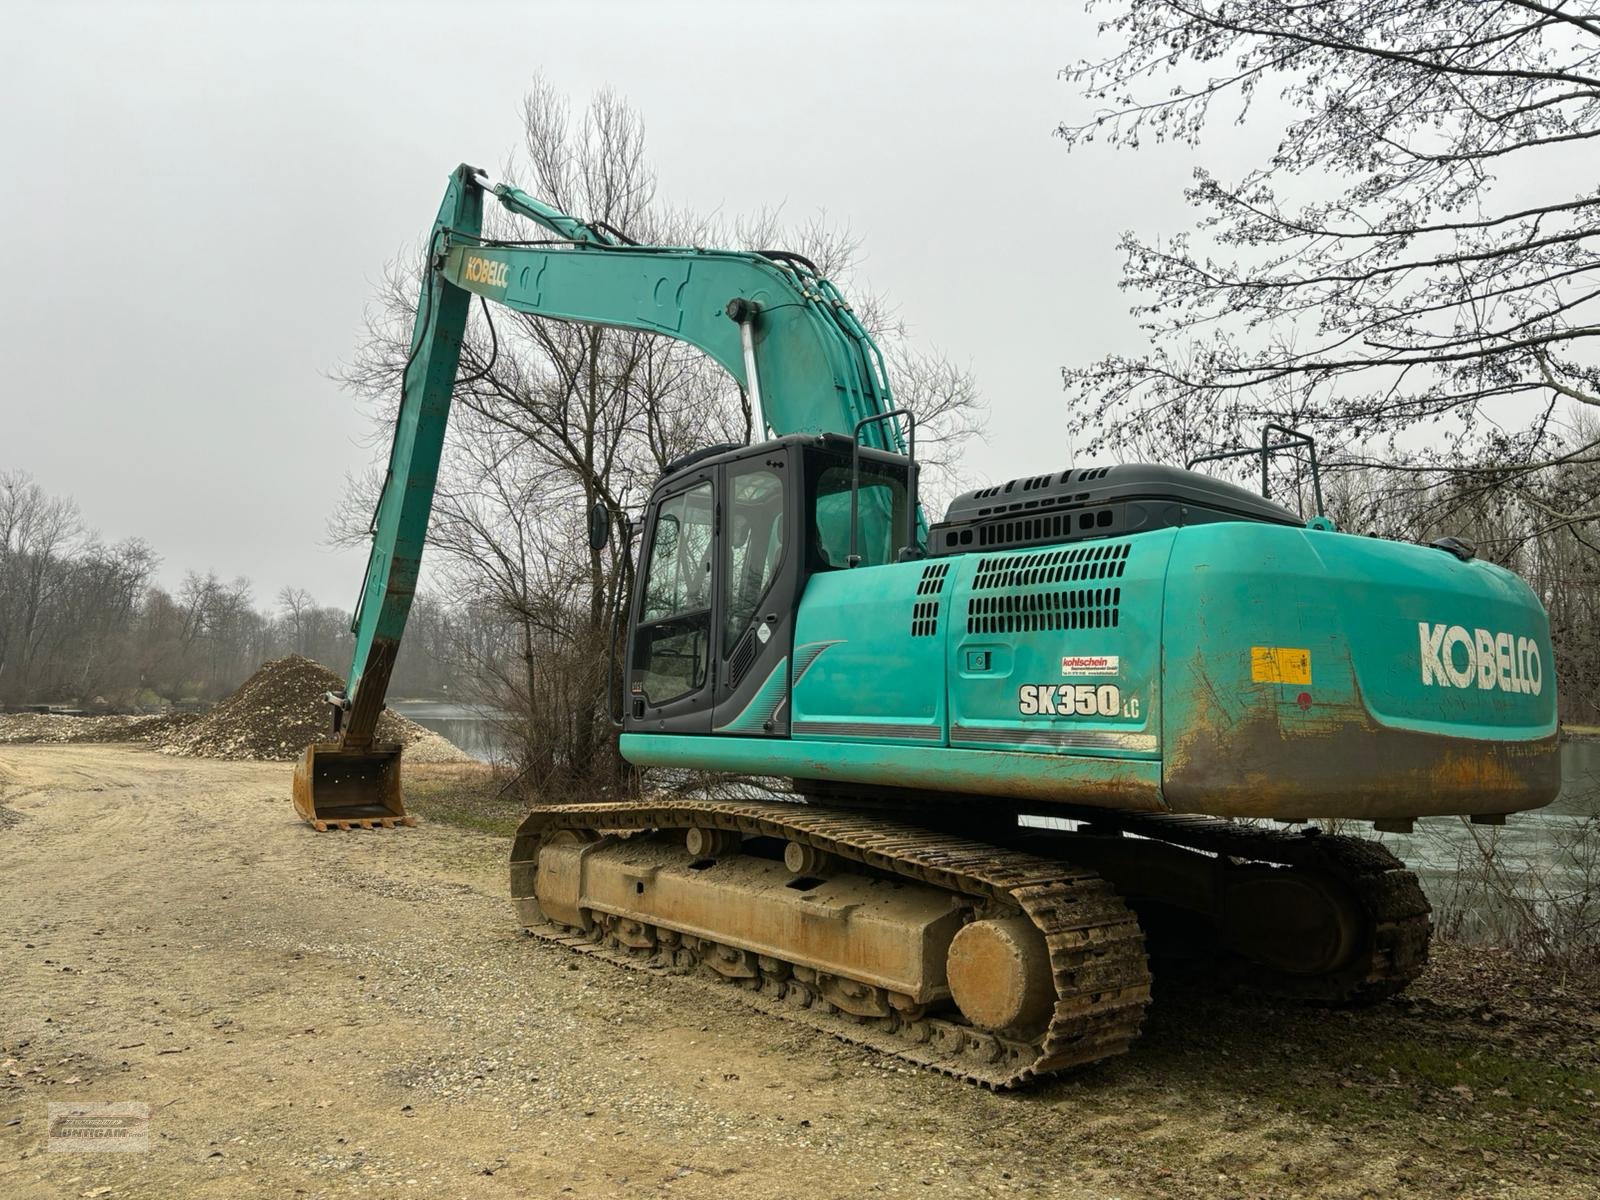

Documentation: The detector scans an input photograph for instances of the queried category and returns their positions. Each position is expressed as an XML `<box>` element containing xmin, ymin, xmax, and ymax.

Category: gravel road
<box><xmin>3</xmin><ymin>746</ymin><xmax>1596</xmax><ymax>1199</ymax></box>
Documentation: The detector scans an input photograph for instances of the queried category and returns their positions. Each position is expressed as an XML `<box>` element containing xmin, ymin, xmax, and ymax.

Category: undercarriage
<box><xmin>509</xmin><ymin>795</ymin><xmax>1432</xmax><ymax>1088</ymax></box>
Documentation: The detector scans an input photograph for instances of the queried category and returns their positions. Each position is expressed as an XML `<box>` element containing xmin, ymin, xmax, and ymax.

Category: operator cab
<box><xmin>623</xmin><ymin>435</ymin><xmax>916</xmax><ymax>737</ymax></box>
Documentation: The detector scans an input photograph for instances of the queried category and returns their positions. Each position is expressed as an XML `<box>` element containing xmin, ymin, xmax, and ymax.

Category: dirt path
<box><xmin>2</xmin><ymin>746</ymin><xmax>1597</xmax><ymax>1199</ymax></box>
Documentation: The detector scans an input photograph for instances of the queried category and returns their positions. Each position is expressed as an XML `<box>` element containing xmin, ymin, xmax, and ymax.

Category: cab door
<box><xmin>627</xmin><ymin>471</ymin><xmax>716</xmax><ymax>733</ymax></box>
<box><xmin>710</xmin><ymin>447</ymin><xmax>799</xmax><ymax>735</ymax></box>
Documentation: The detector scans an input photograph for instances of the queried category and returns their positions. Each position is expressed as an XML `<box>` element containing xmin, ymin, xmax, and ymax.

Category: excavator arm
<box><xmin>294</xmin><ymin>163</ymin><xmax>903</xmax><ymax>828</ymax></box>
<box><xmin>454</xmin><ymin>178</ymin><xmax>900</xmax><ymax>444</ymax></box>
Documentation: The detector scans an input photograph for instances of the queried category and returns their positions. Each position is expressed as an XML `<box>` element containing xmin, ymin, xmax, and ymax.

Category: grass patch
<box><xmin>1123</xmin><ymin>955</ymin><xmax>1600</xmax><ymax>1179</ymax></box>
<box><xmin>403</xmin><ymin>763</ymin><xmax>525</xmax><ymax>837</ymax></box>
<box><xmin>1369</xmin><ymin>1040</ymin><xmax>1599</xmax><ymax>1116</ymax></box>
<box><xmin>1197</xmin><ymin>1004</ymin><xmax>1600</xmax><ymax>1160</ymax></box>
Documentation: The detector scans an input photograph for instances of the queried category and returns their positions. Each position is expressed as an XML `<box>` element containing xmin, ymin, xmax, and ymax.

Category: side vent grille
<box><xmin>726</xmin><ymin>629</ymin><xmax>759</xmax><ymax>688</ymax></box>
<box><xmin>971</xmin><ymin>490</ymin><xmax>1093</xmax><ymax>519</ymax></box>
<box><xmin>978</xmin><ymin>507</ymin><xmax>1115</xmax><ymax>547</ymax></box>
<box><xmin>917</xmin><ymin>561</ymin><xmax>953</xmax><ymax>594</ymax></box>
<box><xmin>967</xmin><ymin>586</ymin><xmax>1122</xmax><ymax>635</ymax></box>
<box><xmin>972</xmin><ymin>543</ymin><xmax>1131</xmax><ymax>590</ymax></box>
<box><xmin>911</xmin><ymin>561</ymin><xmax>952</xmax><ymax>637</ymax></box>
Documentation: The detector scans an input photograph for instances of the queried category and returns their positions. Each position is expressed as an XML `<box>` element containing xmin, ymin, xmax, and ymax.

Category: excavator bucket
<box><xmin>292</xmin><ymin>742</ymin><xmax>415</xmax><ymax>831</ymax></box>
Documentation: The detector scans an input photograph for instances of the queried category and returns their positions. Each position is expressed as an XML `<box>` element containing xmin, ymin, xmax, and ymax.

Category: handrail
<box><xmin>1187</xmin><ymin>423</ymin><xmax>1325</xmax><ymax>518</ymax></box>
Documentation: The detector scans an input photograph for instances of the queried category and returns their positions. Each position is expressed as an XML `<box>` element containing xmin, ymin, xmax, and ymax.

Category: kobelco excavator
<box><xmin>295</xmin><ymin>164</ymin><xmax>1562</xmax><ymax>1087</ymax></box>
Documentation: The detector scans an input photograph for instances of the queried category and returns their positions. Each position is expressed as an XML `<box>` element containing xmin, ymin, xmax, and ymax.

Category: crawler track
<box><xmin>509</xmin><ymin>799</ymin><xmax>1152</xmax><ymax>1089</ymax></box>
<box><xmin>1048</xmin><ymin>810</ymin><xmax>1433</xmax><ymax>1004</ymax></box>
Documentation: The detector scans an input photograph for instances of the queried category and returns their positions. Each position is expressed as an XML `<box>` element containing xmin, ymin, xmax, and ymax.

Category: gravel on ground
<box><xmin>2</xmin><ymin>745</ymin><xmax>1597</xmax><ymax>1199</ymax></box>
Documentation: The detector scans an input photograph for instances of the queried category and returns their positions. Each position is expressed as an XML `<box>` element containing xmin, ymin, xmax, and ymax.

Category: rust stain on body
<box><xmin>1165</xmin><ymin>684</ymin><xmax>1560</xmax><ymax>820</ymax></box>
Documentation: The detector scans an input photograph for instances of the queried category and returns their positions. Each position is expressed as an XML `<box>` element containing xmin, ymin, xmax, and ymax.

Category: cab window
<box><xmin>635</xmin><ymin>481</ymin><xmax>714</xmax><ymax>703</ymax></box>
<box><xmin>813</xmin><ymin>463</ymin><xmax>908</xmax><ymax>568</ymax></box>
<box><xmin>724</xmin><ymin>463</ymin><xmax>786</xmax><ymax>651</ymax></box>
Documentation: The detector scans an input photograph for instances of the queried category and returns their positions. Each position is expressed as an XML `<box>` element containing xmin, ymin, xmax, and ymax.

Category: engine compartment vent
<box><xmin>967</xmin><ymin>586</ymin><xmax>1122</xmax><ymax>635</ymax></box>
<box><xmin>971</xmin><ymin>543</ymin><xmax>1130</xmax><ymax>591</ymax></box>
<box><xmin>976</xmin><ymin>507</ymin><xmax>1116</xmax><ymax>549</ymax></box>
<box><xmin>911</xmin><ymin>561</ymin><xmax>952</xmax><ymax>637</ymax></box>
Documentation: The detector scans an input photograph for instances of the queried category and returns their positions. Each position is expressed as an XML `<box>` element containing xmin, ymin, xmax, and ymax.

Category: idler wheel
<box><xmin>946</xmin><ymin>916</ymin><xmax>1055</xmax><ymax>1035</ymax></box>
<box><xmin>1219</xmin><ymin>867</ymin><xmax>1362</xmax><ymax>976</ymax></box>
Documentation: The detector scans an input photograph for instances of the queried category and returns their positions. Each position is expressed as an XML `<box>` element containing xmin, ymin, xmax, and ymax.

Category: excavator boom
<box><xmin>295</xmin><ymin>163</ymin><xmax>905</xmax><ymax>828</ymax></box>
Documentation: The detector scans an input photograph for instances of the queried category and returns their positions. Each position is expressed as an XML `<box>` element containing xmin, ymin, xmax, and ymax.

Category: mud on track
<box><xmin>2</xmin><ymin>746</ymin><xmax>1597</xmax><ymax>1199</ymax></box>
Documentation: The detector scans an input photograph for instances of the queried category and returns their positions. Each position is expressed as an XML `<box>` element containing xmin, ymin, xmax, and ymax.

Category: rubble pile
<box><xmin>0</xmin><ymin>711</ymin><xmax>200</xmax><ymax>746</ymax></box>
<box><xmin>157</xmin><ymin>655</ymin><xmax>469</xmax><ymax>763</ymax></box>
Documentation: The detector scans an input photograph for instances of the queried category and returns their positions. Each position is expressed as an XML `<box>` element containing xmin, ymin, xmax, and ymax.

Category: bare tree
<box><xmin>0</xmin><ymin>471</ymin><xmax>83</xmax><ymax>701</ymax></box>
<box><xmin>0</xmin><ymin>466</ymin><xmax>482</xmax><ymax>708</ymax></box>
<box><xmin>1059</xmin><ymin>2</ymin><xmax>1600</xmax><ymax>536</ymax></box>
<box><xmin>53</xmin><ymin>538</ymin><xmax>157</xmax><ymax>701</ymax></box>
<box><xmin>276</xmin><ymin>585</ymin><xmax>314</xmax><ymax>656</ymax></box>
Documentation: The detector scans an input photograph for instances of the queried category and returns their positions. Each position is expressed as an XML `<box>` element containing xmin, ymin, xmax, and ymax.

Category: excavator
<box><xmin>294</xmin><ymin>163</ymin><xmax>1562</xmax><ymax>1087</ymax></box>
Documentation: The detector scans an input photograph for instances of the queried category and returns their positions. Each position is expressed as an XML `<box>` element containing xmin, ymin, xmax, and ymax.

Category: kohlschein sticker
<box><xmin>1061</xmin><ymin>654</ymin><xmax>1119</xmax><ymax>677</ymax></box>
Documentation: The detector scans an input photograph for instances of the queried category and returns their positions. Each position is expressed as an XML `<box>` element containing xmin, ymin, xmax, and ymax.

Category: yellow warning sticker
<box><xmin>1251</xmin><ymin>646</ymin><xmax>1312</xmax><ymax>685</ymax></box>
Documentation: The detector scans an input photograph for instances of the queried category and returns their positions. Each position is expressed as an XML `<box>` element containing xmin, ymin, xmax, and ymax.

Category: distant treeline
<box><xmin>0</xmin><ymin>471</ymin><xmax>470</xmax><ymax>708</ymax></box>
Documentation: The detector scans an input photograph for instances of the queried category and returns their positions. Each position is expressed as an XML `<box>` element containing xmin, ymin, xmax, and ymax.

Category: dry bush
<box><xmin>1426</xmin><ymin>808</ymin><xmax>1600</xmax><ymax>982</ymax></box>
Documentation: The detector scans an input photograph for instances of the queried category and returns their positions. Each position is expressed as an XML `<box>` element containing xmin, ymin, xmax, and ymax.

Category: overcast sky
<box><xmin>2</xmin><ymin>0</ymin><xmax>1232</xmax><ymax>608</ymax></box>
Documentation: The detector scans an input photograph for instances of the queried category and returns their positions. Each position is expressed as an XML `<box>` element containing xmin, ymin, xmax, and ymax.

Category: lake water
<box><xmin>1376</xmin><ymin>737</ymin><xmax>1598</xmax><ymax>932</ymax></box>
<box><xmin>394</xmin><ymin>700</ymin><xmax>1599</xmax><ymax>921</ymax></box>
<box><xmin>390</xmin><ymin>701</ymin><xmax>511</xmax><ymax>763</ymax></box>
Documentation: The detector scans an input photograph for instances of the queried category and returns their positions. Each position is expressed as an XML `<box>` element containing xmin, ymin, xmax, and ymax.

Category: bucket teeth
<box><xmin>312</xmin><ymin>815</ymin><xmax>417</xmax><ymax>831</ymax></box>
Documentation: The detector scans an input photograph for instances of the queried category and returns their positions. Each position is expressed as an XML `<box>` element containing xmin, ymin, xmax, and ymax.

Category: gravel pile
<box><xmin>157</xmin><ymin>655</ymin><xmax>470</xmax><ymax>763</ymax></box>
<box><xmin>0</xmin><ymin>711</ymin><xmax>200</xmax><ymax>746</ymax></box>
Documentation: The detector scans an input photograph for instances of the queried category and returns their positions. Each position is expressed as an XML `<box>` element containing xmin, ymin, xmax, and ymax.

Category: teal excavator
<box><xmin>295</xmin><ymin>164</ymin><xmax>1562</xmax><ymax>1087</ymax></box>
